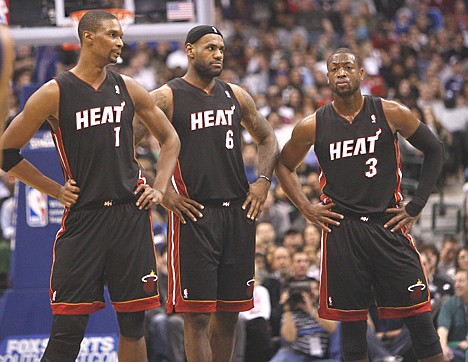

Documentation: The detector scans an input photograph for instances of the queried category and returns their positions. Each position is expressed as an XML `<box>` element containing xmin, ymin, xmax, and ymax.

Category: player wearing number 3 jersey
<box><xmin>276</xmin><ymin>48</ymin><xmax>445</xmax><ymax>362</ymax></box>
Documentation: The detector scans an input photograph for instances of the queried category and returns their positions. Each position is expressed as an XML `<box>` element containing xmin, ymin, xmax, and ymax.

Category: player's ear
<box><xmin>186</xmin><ymin>43</ymin><xmax>195</xmax><ymax>58</ymax></box>
<box><xmin>83</xmin><ymin>30</ymin><xmax>94</xmax><ymax>44</ymax></box>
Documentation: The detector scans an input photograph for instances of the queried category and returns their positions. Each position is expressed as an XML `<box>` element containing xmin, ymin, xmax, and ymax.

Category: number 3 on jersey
<box><xmin>226</xmin><ymin>129</ymin><xmax>234</xmax><ymax>149</ymax></box>
<box><xmin>365</xmin><ymin>157</ymin><xmax>378</xmax><ymax>178</ymax></box>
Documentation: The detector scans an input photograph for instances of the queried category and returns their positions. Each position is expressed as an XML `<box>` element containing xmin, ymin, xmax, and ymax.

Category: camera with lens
<box><xmin>285</xmin><ymin>280</ymin><xmax>312</xmax><ymax>311</ymax></box>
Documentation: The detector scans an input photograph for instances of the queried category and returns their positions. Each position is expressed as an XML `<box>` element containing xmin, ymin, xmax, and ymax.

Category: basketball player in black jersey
<box><xmin>0</xmin><ymin>24</ymin><xmax>13</xmax><ymax>165</ymax></box>
<box><xmin>276</xmin><ymin>48</ymin><xmax>444</xmax><ymax>362</ymax></box>
<box><xmin>135</xmin><ymin>25</ymin><xmax>278</xmax><ymax>362</ymax></box>
<box><xmin>0</xmin><ymin>10</ymin><xmax>180</xmax><ymax>361</ymax></box>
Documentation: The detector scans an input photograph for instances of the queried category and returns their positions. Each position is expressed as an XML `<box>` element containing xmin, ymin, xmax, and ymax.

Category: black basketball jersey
<box><xmin>168</xmin><ymin>78</ymin><xmax>249</xmax><ymax>201</ymax></box>
<box><xmin>314</xmin><ymin>96</ymin><xmax>403</xmax><ymax>215</ymax></box>
<box><xmin>53</xmin><ymin>69</ymin><xmax>141</xmax><ymax>208</ymax></box>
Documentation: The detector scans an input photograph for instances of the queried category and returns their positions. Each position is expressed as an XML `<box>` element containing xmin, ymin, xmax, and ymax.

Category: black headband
<box><xmin>185</xmin><ymin>25</ymin><xmax>223</xmax><ymax>44</ymax></box>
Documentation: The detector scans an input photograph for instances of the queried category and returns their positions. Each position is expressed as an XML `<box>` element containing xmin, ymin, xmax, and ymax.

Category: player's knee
<box><xmin>404</xmin><ymin>312</ymin><xmax>442</xmax><ymax>359</ymax></box>
<box><xmin>341</xmin><ymin>320</ymin><xmax>368</xmax><ymax>361</ymax></box>
<box><xmin>184</xmin><ymin>312</ymin><xmax>210</xmax><ymax>331</ymax></box>
<box><xmin>117</xmin><ymin>311</ymin><xmax>145</xmax><ymax>339</ymax></box>
<box><xmin>42</xmin><ymin>314</ymin><xmax>89</xmax><ymax>361</ymax></box>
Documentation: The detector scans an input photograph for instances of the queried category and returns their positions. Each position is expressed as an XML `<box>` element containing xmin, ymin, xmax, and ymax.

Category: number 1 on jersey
<box><xmin>114</xmin><ymin>126</ymin><xmax>121</xmax><ymax>147</ymax></box>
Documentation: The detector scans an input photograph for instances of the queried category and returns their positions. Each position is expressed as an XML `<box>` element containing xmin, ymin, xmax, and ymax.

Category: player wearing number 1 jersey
<box><xmin>137</xmin><ymin>25</ymin><xmax>278</xmax><ymax>362</ymax></box>
<box><xmin>276</xmin><ymin>48</ymin><xmax>445</xmax><ymax>362</ymax></box>
<box><xmin>0</xmin><ymin>10</ymin><xmax>180</xmax><ymax>361</ymax></box>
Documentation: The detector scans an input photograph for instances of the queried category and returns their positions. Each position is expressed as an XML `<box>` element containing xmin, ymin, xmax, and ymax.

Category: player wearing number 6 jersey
<box><xmin>136</xmin><ymin>25</ymin><xmax>278</xmax><ymax>362</ymax></box>
<box><xmin>276</xmin><ymin>48</ymin><xmax>445</xmax><ymax>362</ymax></box>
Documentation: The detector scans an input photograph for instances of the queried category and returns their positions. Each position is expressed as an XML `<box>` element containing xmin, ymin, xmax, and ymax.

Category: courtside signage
<box><xmin>0</xmin><ymin>334</ymin><xmax>118</xmax><ymax>361</ymax></box>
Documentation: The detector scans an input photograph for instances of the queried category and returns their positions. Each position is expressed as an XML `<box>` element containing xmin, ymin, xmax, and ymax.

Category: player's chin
<box><xmin>211</xmin><ymin>68</ymin><xmax>223</xmax><ymax>77</ymax></box>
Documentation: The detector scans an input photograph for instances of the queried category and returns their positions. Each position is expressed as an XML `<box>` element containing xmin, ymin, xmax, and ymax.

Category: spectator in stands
<box><xmin>437</xmin><ymin>269</ymin><xmax>468</xmax><ymax>362</ymax></box>
<box><xmin>447</xmin><ymin>246</ymin><xmax>468</xmax><ymax>280</ymax></box>
<box><xmin>282</xmin><ymin>228</ymin><xmax>305</xmax><ymax>255</ymax></box>
<box><xmin>256</xmin><ymin>221</ymin><xmax>278</xmax><ymax>255</ymax></box>
<box><xmin>438</xmin><ymin>235</ymin><xmax>460</xmax><ymax>278</ymax></box>
<box><xmin>271</xmin><ymin>278</ymin><xmax>341</xmax><ymax>362</ymax></box>
<box><xmin>258</xmin><ymin>191</ymin><xmax>291</xmax><ymax>240</ymax></box>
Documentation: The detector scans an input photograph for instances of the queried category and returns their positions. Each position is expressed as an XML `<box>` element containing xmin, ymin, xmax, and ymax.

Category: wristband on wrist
<box><xmin>258</xmin><ymin>175</ymin><xmax>271</xmax><ymax>183</ymax></box>
<box><xmin>405</xmin><ymin>200</ymin><xmax>424</xmax><ymax>217</ymax></box>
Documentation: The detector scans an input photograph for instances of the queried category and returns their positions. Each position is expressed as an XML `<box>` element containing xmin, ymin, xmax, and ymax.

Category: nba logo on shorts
<box><xmin>26</xmin><ymin>186</ymin><xmax>48</xmax><ymax>227</ymax></box>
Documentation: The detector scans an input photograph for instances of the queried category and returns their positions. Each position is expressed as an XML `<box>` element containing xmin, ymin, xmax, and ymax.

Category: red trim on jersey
<box><xmin>218</xmin><ymin>299</ymin><xmax>253</xmax><ymax>312</ymax></box>
<box><xmin>49</xmin><ymin>207</ymin><xmax>70</xmax><ymax>306</ymax></box>
<box><xmin>52</xmin><ymin>301</ymin><xmax>106</xmax><ymax>315</ymax></box>
<box><xmin>393</xmin><ymin>138</ymin><xmax>403</xmax><ymax>204</ymax></box>
<box><xmin>112</xmin><ymin>295</ymin><xmax>160</xmax><ymax>313</ymax></box>
<box><xmin>51</xmin><ymin>128</ymin><xmax>73</xmax><ymax>180</ymax></box>
<box><xmin>172</xmin><ymin>160</ymin><xmax>189</xmax><ymax>198</ymax></box>
<box><xmin>318</xmin><ymin>163</ymin><xmax>333</xmax><ymax>204</ymax></box>
<box><xmin>166</xmin><ymin>210</ymin><xmax>182</xmax><ymax>313</ymax></box>
<box><xmin>378</xmin><ymin>302</ymin><xmax>432</xmax><ymax>319</ymax></box>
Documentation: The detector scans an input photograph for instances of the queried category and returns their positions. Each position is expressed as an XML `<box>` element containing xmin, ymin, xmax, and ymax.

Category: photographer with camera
<box><xmin>270</xmin><ymin>272</ymin><xmax>342</xmax><ymax>362</ymax></box>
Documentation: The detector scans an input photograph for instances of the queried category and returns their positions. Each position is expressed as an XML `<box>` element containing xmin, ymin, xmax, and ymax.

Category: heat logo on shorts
<box><xmin>141</xmin><ymin>270</ymin><xmax>158</xmax><ymax>295</ymax></box>
<box><xmin>246</xmin><ymin>278</ymin><xmax>255</xmax><ymax>298</ymax></box>
<box><xmin>407</xmin><ymin>279</ymin><xmax>426</xmax><ymax>301</ymax></box>
<box><xmin>26</xmin><ymin>186</ymin><xmax>48</xmax><ymax>227</ymax></box>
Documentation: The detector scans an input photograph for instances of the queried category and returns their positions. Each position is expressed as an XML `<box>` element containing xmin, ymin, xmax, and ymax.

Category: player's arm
<box><xmin>134</xmin><ymin>84</ymin><xmax>174</xmax><ymax>146</ymax></box>
<box><xmin>124</xmin><ymin>76</ymin><xmax>180</xmax><ymax>209</ymax></box>
<box><xmin>0</xmin><ymin>26</ymin><xmax>14</xmax><ymax>134</ymax></box>
<box><xmin>276</xmin><ymin>114</ymin><xmax>343</xmax><ymax>232</ymax></box>
<box><xmin>1</xmin><ymin>81</ymin><xmax>80</xmax><ymax>207</ymax></box>
<box><xmin>382</xmin><ymin>99</ymin><xmax>444</xmax><ymax>232</ymax></box>
<box><xmin>148</xmin><ymin>84</ymin><xmax>204</xmax><ymax>223</ymax></box>
<box><xmin>230</xmin><ymin>84</ymin><xmax>279</xmax><ymax>220</ymax></box>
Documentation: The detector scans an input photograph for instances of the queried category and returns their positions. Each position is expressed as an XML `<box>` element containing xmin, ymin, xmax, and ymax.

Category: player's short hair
<box><xmin>327</xmin><ymin>47</ymin><xmax>362</xmax><ymax>68</ymax></box>
<box><xmin>77</xmin><ymin>10</ymin><xmax>117</xmax><ymax>43</ymax></box>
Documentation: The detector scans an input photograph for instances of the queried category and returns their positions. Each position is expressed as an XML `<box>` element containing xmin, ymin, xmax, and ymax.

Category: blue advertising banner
<box><xmin>0</xmin><ymin>333</ymin><xmax>119</xmax><ymax>361</ymax></box>
<box><xmin>9</xmin><ymin>130</ymin><xmax>64</xmax><ymax>290</ymax></box>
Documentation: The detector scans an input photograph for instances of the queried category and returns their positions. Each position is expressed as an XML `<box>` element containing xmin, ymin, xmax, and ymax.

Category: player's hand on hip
<box><xmin>161</xmin><ymin>190</ymin><xmax>204</xmax><ymax>224</ymax></box>
<box><xmin>135</xmin><ymin>184</ymin><xmax>163</xmax><ymax>210</ymax></box>
<box><xmin>304</xmin><ymin>202</ymin><xmax>343</xmax><ymax>233</ymax></box>
<box><xmin>243</xmin><ymin>179</ymin><xmax>270</xmax><ymax>221</ymax></box>
<box><xmin>385</xmin><ymin>203</ymin><xmax>418</xmax><ymax>234</ymax></box>
<box><xmin>58</xmin><ymin>179</ymin><xmax>80</xmax><ymax>208</ymax></box>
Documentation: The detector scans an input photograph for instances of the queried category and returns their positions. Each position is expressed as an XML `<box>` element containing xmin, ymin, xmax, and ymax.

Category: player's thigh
<box><xmin>106</xmin><ymin>205</ymin><xmax>158</xmax><ymax>302</ymax></box>
<box><xmin>51</xmin><ymin>209</ymin><xmax>106</xmax><ymax>303</ymax></box>
<box><xmin>178</xmin><ymin>209</ymin><xmax>223</xmax><ymax>301</ymax></box>
<box><xmin>322</xmin><ymin>221</ymin><xmax>373</xmax><ymax>311</ymax></box>
<box><xmin>218</xmin><ymin>207</ymin><xmax>256</xmax><ymax>301</ymax></box>
<box><xmin>371</xmin><ymin>230</ymin><xmax>428</xmax><ymax>308</ymax></box>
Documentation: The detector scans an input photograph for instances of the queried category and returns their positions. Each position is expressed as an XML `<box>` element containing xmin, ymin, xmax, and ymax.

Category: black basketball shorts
<box><xmin>318</xmin><ymin>214</ymin><xmax>431</xmax><ymax>321</ymax></box>
<box><xmin>166</xmin><ymin>198</ymin><xmax>256</xmax><ymax>313</ymax></box>
<box><xmin>50</xmin><ymin>201</ymin><xmax>160</xmax><ymax>315</ymax></box>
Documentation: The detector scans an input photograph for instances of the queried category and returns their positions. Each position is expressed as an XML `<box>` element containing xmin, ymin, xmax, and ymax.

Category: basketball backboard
<box><xmin>8</xmin><ymin>0</ymin><xmax>214</xmax><ymax>46</ymax></box>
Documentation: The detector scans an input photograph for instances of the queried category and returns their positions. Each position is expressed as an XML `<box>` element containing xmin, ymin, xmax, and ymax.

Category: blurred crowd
<box><xmin>0</xmin><ymin>0</ymin><xmax>467</xmax><ymax>361</ymax></box>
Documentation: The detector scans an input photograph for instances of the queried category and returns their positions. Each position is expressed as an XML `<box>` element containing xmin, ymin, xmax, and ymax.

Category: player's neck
<box><xmin>332</xmin><ymin>92</ymin><xmax>364</xmax><ymax>123</ymax></box>
<box><xmin>70</xmin><ymin>60</ymin><xmax>108</xmax><ymax>88</ymax></box>
<box><xmin>183</xmin><ymin>71</ymin><xmax>216</xmax><ymax>93</ymax></box>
